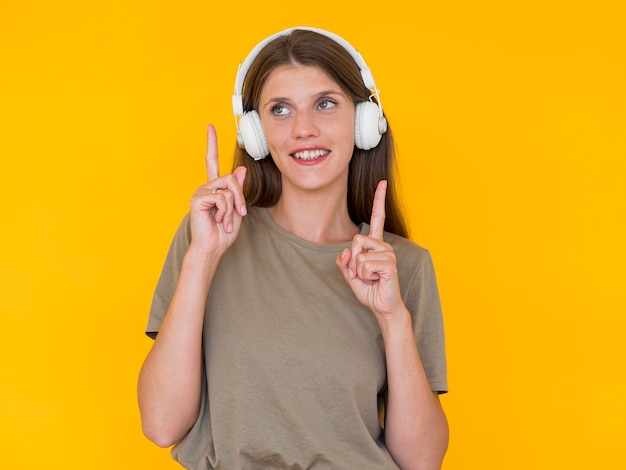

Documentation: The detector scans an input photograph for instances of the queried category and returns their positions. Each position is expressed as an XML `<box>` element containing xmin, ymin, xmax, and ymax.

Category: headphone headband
<box><xmin>232</xmin><ymin>26</ymin><xmax>381</xmax><ymax>117</ymax></box>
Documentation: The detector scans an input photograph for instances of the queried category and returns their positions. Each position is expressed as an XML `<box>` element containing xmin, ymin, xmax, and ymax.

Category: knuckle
<box><xmin>354</xmin><ymin>234</ymin><xmax>366</xmax><ymax>244</ymax></box>
<box><xmin>222</xmin><ymin>173</ymin><xmax>237</xmax><ymax>185</ymax></box>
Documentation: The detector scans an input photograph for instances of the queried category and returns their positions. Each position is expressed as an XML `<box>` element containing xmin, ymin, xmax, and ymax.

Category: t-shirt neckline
<box><xmin>256</xmin><ymin>206</ymin><xmax>368</xmax><ymax>254</ymax></box>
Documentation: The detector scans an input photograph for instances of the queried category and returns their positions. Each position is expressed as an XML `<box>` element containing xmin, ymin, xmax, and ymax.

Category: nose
<box><xmin>291</xmin><ymin>109</ymin><xmax>320</xmax><ymax>140</ymax></box>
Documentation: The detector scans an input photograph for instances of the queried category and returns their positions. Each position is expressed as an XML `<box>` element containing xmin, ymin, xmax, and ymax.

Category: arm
<box><xmin>137</xmin><ymin>249</ymin><xmax>217</xmax><ymax>447</ymax></box>
<box><xmin>379</xmin><ymin>311</ymin><xmax>448</xmax><ymax>469</ymax></box>
<box><xmin>137</xmin><ymin>125</ymin><xmax>247</xmax><ymax>447</ymax></box>
<box><xmin>336</xmin><ymin>181</ymin><xmax>448</xmax><ymax>469</ymax></box>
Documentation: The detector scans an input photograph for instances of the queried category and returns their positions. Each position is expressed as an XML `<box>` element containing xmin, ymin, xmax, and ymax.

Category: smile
<box><xmin>291</xmin><ymin>149</ymin><xmax>330</xmax><ymax>161</ymax></box>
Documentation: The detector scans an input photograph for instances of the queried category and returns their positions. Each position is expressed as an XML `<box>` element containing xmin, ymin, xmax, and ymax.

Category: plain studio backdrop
<box><xmin>1</xmin><ymin>1</ymin><xmax>624</xmax><ymax>468</ymax></box>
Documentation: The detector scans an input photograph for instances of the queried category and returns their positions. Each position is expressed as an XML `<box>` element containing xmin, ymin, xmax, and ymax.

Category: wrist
<box><xmin>182</xmin><ymin>247</ymin><xmax>221</xmax><ymax>278</ymax></box>
<box><xmin>186</xmin><ymin>242</ymin><xmax>222</xmax><ymax>263</ymax></box>
<box><xmin>376</xmin><ymin>307</ymin><xmax>413</xmax><ymax>337</ymax></box>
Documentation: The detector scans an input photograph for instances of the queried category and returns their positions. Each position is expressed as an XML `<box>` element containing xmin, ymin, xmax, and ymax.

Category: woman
<box><xmin>138</xmin><ymin>27</ymin><xmax>448</xmax><ymax>470</ymax></box>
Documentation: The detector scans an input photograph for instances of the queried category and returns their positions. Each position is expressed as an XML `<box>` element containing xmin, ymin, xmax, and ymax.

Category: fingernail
<box><xmin>240</xmin><ymin>205</ymin><xmax>247</xmax><ymax>216</ymax></box>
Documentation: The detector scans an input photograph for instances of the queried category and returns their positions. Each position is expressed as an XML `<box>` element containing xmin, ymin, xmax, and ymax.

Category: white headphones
<box><xmin>232</xmin><ymin>26</ymin><xmax>388</xmax><ymax>161</ymax></box>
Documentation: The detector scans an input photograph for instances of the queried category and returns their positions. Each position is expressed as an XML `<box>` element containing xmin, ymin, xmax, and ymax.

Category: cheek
<box><xmin>339</xmin><ymin>120</ymin><xmax>355</xmax><ymax>147</ymax></box>
<box><xmin>260</xmin><ymin>121</ymin><xmax>283</xmax><ymax>147</ymax></box>
<box><xmin>341</xmin><ymin>110</ymin><xmax>356</xmax><ymax>140</ymax></box>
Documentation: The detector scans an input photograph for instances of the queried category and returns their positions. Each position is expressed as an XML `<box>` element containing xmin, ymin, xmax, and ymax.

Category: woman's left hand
<box><xmin>336</xmin><ymin>180</ymin><xmax>405</xmax><ymax>321</ymax></box>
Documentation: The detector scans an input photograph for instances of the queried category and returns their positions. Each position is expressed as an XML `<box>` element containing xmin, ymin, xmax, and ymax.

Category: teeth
<box><xmin>292</xmin><ymin>150</ymin><xmax>329</xmax><ymax>160</ymax></box>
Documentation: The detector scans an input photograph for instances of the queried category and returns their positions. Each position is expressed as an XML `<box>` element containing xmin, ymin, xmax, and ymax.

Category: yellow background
<box><xmin>1</xmin><ymin>0</ymin><xmax>624</xmax><ymax>468</ymax></box>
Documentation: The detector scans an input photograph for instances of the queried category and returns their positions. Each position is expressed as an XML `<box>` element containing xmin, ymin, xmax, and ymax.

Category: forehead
<box><xmin>261</xmin><ymin>64</ymin><xmax>342</xmax><ymax>96</ymax></box>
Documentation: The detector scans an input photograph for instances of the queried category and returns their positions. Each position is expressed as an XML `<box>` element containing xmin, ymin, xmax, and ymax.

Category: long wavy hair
<box><xmin>231</xmin><ymin>29</ymin><xmax>408</xmax><ymax>238</ymax></box>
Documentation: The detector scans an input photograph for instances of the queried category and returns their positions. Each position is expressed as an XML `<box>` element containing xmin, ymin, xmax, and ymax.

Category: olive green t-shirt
<box><xmin>147</xmin><ymin>206</ymin><xmax>447</xmax><ymax>469</ymax></box>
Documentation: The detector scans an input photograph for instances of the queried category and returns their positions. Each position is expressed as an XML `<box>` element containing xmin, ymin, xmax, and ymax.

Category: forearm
<box><xmin>380</xmin><ymin>309</ymin><xmax>449</xmax><ymax>470</ymax></box>
<box><xmin>137</xmin><ymin>250</ymin><xmax>218</xmax><ymax>447</ymax></box>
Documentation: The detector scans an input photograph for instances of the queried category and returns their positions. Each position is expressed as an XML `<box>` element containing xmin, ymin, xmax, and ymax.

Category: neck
<box><xmin>268</xmin><ymin>186</ymin><xmax>359</xmax><ymax>245</ymax></box>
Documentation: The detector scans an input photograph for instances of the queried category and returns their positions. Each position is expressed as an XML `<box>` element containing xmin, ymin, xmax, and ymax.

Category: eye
<box><xmin>271</xmin><ymin>104</ymin><xmax>290</xmax><ymax>116</ymax></box>
<box><xmin>318</xmin><ymin>99</ymin><xmax>337</xmax><ymax>110</ymax></box>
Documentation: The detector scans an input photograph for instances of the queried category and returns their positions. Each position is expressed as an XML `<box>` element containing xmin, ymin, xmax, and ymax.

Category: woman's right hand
<box><xmin>188</xmin><ymin>124</ymin><xmax>247</xmax><ymax>258</ymax></box>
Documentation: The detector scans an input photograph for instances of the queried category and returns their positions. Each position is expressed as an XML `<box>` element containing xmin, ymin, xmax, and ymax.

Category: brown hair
<box><xmin>232</xmin><ymin>29</ymin><xmax>409</xmax><ymax>238</ymax></box>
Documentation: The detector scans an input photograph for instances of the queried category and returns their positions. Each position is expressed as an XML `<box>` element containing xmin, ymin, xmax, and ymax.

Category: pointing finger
<box><xmin>206</xmin><ymin>124</ymin><xmax>219</xmax><ymax>183</ymax></box>
<box><xmin>369</xmin><ymin>180</ymin><xmax>387</xmax><ymax>240</ymax></box>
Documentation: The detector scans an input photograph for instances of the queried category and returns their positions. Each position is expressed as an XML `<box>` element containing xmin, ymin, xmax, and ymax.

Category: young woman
<box><xmin>138</xmin><ymin>27</ymin><xmax>448</xmax><ymax>470</ymax></box>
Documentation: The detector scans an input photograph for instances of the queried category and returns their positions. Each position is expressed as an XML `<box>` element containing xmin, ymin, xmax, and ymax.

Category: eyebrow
<box><xmin>262</xmin><ymin>89</ymin><xmax>347</xmax><ymax>107</ymax></box>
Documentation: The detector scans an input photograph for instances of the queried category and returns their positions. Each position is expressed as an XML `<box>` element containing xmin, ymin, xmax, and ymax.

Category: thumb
<box><xmin>232</xmin><ymin>166</ymin><xmax>248</xmax><ymax>216</ymax></box>
<box><xmin>233</xmin><ymin>166</ymin><xmax>247</xmax><ymax>187</ymax></box>
<box><xmin>335</xmin><ymin>248</ymin><xmax>355</xmax><ymax>281</ymax></box>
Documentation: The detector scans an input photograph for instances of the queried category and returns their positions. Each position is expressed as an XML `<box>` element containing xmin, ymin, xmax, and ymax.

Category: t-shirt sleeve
<box><xmin>406</xmin><ymin>249</ymin><xmax>448</xmax><ymax>393</ymax></box>
<box><xmin>145</xmin><ymin>213</ymin><xmax>192</xmax><ymax>339</ymax></box>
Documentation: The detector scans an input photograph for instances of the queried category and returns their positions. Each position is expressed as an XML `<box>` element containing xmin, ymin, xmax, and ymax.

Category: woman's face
<box><xmin>258</xmin><ymin>64</ymin><xmax>356</xmax><ymax>196</ymax></box>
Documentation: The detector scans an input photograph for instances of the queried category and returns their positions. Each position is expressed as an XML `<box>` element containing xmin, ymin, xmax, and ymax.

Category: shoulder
<box><xmin>244</xmin><ymin>205</ymin><xmax>267</xmax><ymax>224</ymax></box>
<box><xmin>385</xmin><ymin>232</ymin><xmax>433</xmax><ymax>275</ymax></box>
<box><xmin>384</xmin><ymin>231</ymin><xmax>428</xmax><ymax>257</ymax></box>
<box><xmin>238</xmin><ymin>205</ymin><xmax>270</xmax><ymax>238</ymax></box>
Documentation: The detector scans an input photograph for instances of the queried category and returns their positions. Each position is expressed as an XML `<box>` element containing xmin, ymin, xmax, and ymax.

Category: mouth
<box><xmin>290</xmin><ymin>149</ymin><xmax>331</xmax><ymax>161</ymax></box>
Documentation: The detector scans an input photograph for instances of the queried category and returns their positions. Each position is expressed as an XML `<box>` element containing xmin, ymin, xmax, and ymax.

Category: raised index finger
<box><xmin>206</xmin><ymin>124</ymin><xmax>219</xmax><ymax>183</ymax></box>
<box><xmin>369</xmin><ymin>180</ymin><xmax>387</xmax><ymax>240</ymax></box>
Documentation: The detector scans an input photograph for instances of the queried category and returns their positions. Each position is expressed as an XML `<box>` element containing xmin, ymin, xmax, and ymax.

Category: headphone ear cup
<box><xmin>238</xmin><ymin>111</ymin><xmax>269</xmax><ymax>160</ymax></box>
<box><xmin>354</xmin><ymin>101</ymin><xmax>384</xmax><ymax>150</ymax></box>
